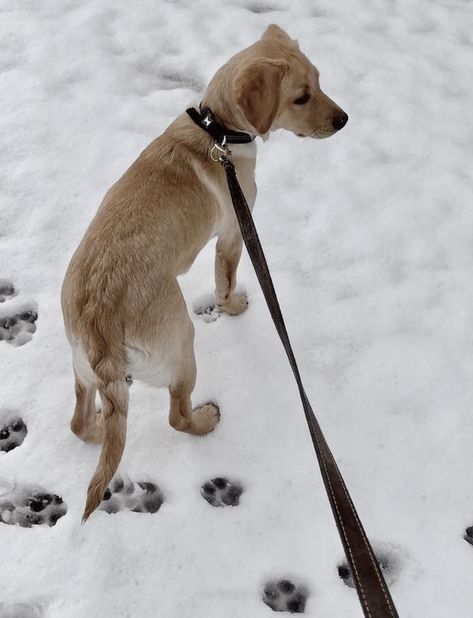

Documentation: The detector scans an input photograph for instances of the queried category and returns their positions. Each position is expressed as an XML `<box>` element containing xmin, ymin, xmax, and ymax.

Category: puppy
<box><xmin>61</xmin><ymin>24</ymin><xmax>348</xmax><ymax>520</ymax></box>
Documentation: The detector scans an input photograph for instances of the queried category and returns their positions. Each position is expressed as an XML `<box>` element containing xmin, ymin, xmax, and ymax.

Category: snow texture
<box><xmin>1</xmin><ymin>0</ymin><xmax>472</xmax><ymax>616</ymax></box>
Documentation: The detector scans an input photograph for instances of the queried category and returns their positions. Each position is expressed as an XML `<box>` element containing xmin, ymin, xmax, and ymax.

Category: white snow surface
<box><xmin>1</xmin><ymin>0</ymin><xmax>472</xmax><ymax>616</ymax></box>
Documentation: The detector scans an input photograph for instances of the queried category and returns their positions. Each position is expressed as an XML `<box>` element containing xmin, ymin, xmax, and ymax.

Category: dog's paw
<box><xmin>262</xmin><ymin>579</ymin><xmax>308</xmax><ymax>613</ymax></box>
<box><xmin>191</xmin><ymin>403</ymin><xmax>220</xmax><ymax>435</ymax></box>
<box><xmin>0</xmin><ymin>412</ymin><xmax>27</xmax><ymax>453</ymax></box>
<box><xmin>0</xmin><ymin>484</ymin><xmax>67</xmax><ymax>527</ymax></box>
<box><xmin>201</xmin><ymin>477</ymin><xmax>243</xmax><ymax>507</ymax></box>
<box><xmin>99</xmin><ymin>474</ymin><xmax>164</xmax><ymax>515</ymax></box>
<box><xmin>337</xmin><ymin>546</ymin><xmax>399</xmax><ymax>589</ymax></box>
<box><xmin>218</xmin><ymin>292</ymin><xmax>248</xmax><ymax>316</ymax></box>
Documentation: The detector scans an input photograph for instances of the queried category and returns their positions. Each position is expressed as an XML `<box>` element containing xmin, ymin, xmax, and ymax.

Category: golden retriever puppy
<box><xmin>61</xmin><ymin>24</ymin><xmax>348</xmax><ymax>520</ymax></box>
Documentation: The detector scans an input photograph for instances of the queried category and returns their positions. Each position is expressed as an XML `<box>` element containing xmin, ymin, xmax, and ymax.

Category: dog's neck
<box><xmin>162</xmin><ymin>113</ymin><xmax>257</xmax><ymax>165</ymax></box>
<box><xmin>186</xmin><ymin>106</ymin><xmax>256</xmax><ymax>146</ymax></box>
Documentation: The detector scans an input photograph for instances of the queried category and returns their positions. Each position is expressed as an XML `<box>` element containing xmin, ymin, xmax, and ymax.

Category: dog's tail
<box><xmin>80</xmin><ymin>308</ymin><xmax>128</xmax><ymax>522</ymax></box>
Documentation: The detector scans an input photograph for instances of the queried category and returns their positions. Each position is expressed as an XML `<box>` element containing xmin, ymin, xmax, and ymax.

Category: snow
<box><xmin>1</xmin><ymin>0</ymin><xmax>472</xmax><ymax>616</ymax></box>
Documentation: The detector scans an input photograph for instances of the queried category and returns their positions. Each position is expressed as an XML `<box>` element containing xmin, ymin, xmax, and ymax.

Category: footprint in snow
<box><xmin>464</xmin><ymin>525</ymin><xmax>473</xmax><ymax>546</ymax></box>
<box><xmin>0</xmin><ymin>279</ymin><xmax>38</xmax><ymax>346</ymax></box>
<box><xmin>0</xmin><ymin>601</ymin><xmax>45</xmax><ymax>618</ymax></box>
<box><xmin>262</xmin><ymin>578</ymin><xmax>308</xmax><ymax>613</ymax></box>
<box><xmin>0</xmin><ymin>280</ymin><xmax>17</xmax><ymax>303</ymax></box>
<box><xmin>158</xmin><ymin>69</ymin><xmax>204</xmax><ymax>93</ymax></box>
<box><xmin>0</xmin><ymin>484</ymin><xmax>67</xmax><ymax>527</ymax></box>
<box><xmin>99</xmin><ymin>474</ymin><xmax>164</xmax><ymax>515</ymax></box>
<box><xmin>200</xmin><ymin>477</ymin><xmax>243</xmax><ymax>507</ymax></box>
<box><xmin>192</xmin><ymin>293</ymin><xmax>221</xmax><ymax>323</ymax></box>
<box><xmin>0</xmin><ymin>413</ymin><xmax>27</xmax><ymax>453</ymax></box>
<box><xmin>246</xmin><ymin>3</ymin><xmax>279</xmax><ymax>14</ymax></box>
<box><xmin>337</xmin><ymin>546</ymin><xmax>400</xmax><ymax>589</ymax></box>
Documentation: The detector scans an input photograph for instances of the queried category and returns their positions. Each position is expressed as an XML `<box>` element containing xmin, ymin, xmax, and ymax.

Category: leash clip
<box><xmin>210</xmin><ymin>141</ymin><xmax>230</xmax><ymax>162</ymax></box>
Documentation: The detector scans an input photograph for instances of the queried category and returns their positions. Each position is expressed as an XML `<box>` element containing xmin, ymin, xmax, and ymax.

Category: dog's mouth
<box><xmin>311</xmin><ymin>129</ymin><xmax>337</xmax><ymax>139</ymax></box>
<box><xmin>296</xmin><ymin>127</ymin><xmax>337</xmax><ymax>139</ymax></box>
<box><xmin>311</xmin><ymin>127</ymin><xmax>338</xmax><ymax>139</ymax></box>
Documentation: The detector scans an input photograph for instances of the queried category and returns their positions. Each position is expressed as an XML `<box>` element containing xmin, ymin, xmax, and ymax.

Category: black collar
<box><xmin>186</xmin><ymin>106</ymin><xmax>255</xmax><ymax>145</ymax></box>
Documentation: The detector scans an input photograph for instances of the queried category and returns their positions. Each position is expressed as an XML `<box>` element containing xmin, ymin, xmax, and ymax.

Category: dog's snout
<box><xmin>332</xmin><ymin>112</ymin><xmax>348</xmax><ymax>131</ymax></box>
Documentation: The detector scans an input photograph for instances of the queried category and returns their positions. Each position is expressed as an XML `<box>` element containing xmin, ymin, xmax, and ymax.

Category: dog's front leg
<box><xmin>215</xmin><ymin>231</ymin><xmax>248</xmax><ymax>315</ymax></box>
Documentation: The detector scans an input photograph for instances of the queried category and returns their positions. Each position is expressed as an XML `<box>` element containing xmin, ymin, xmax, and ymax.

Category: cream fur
<box><xmin>61</xmin><ymin>24</ymin><xmax>347</xmax><ymax>521</ymax></box>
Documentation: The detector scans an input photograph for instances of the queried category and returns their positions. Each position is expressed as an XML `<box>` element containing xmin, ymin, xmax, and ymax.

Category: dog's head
<box><xmin>202</xmin><ymin>25</ymin><xmax>347</xmax><ymax>139</ymax></box>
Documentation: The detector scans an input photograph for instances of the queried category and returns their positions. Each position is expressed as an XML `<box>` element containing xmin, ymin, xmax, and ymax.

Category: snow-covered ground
<box><xmin>1</xmin><ymin>0</ymin><xmax>472</xmax><ymax>616</ymax></box>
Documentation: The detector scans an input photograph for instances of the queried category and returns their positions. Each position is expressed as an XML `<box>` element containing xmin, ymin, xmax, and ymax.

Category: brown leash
<box><xmin>216</xmin><ymin>148</ymin><xmax>399</xmax><ymax>618</ymax></box>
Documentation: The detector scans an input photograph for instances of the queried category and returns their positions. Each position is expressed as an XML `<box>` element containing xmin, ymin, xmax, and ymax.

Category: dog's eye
<box><xmin>294</xmin><ymin>93</ymin><xmax>310</xmax><ymax>105</ymax></box>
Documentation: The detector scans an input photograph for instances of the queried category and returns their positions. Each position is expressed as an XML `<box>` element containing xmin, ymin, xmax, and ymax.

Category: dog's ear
<box><xmin>261</xmin><ymin>24</ymin><xmax>299</xmax><ymax>49</ymax></box>
<box><xmin>234</xmin><ymin>58</ymin><xmax>288</xmax><ymax>134</ymax></box>
<box><xmin>261</xmin><ymin>24</ymin><xmax>291</xmax><ymax>42</ymax></box>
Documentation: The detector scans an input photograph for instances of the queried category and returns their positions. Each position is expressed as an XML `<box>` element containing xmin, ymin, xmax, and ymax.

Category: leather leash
<box><xmin>214</xmin><ymin>147</ymin><xmax>399</xmax><ymax>618</ymax></box>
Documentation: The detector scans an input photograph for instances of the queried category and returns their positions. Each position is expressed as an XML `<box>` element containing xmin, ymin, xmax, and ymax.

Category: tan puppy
<box><xmin>61</xmin><ymin>24</ymin><xmax>348</xmax><ymax>520</ymax></box>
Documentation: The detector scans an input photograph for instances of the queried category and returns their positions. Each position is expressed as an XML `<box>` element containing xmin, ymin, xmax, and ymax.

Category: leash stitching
<box><xmin>303</xmin><ymin>400</ymin><xmax>396</xmax><ymax>616</ymax></box>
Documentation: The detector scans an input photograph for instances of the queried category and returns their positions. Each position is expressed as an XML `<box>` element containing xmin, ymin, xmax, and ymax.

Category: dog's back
<box><xmin>61</xmin><ymin>115</ymin><xmax>226</xmax><ymax>519</ymax></box>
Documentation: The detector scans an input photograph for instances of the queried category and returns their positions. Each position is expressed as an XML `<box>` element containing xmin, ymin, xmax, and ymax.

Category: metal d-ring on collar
<box><xmin>210</xmin><ymin>142</ymin><xmax>229</xmax><ymax>162</ymax></box>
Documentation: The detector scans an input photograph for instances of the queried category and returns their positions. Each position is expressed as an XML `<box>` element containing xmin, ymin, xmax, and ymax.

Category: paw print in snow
<box><xmin>0</xmin><ymin>414</ymin><xmax>27</xmax><ymax>453</ymax></box>
<box><xmin>200</xmin><ymin>477</ymin><xmax>243</xmax><ymax>507</ymax></box>
<box><xmin>0</xmin><ymin>279</ymin><xmax>16</xmax><ymax>303</ymax></box>
<box><xmin>99</xmin><ymin>475</ymin><xmax>164</xmax><ymax>515</ymax></box>
<box><xmin>0</xmin><ymin>309</ymin><xmax>38</xmax><ymax>346</ymax></box>
<box><xmin>262</xmin><ymin>579</ymin><xmax>308</xmax><ymax>613</ymax></box>
<box><xmin>0</xmin><ymin>280</ymin><xmax>38</xmax><ymax>346</ymax></box>
<box><xmin>337</xmin><ymin>546</ymin><xmax>399</xmax><ymax>589</ymax></box>
<box><xmin>193</xmin><ymin>293</ymin><xmax>221</xmax><ymax>323</ymax></box>
<box><xmin>0</xmin><ymin>601</ymin><xmax>45</xmax><ymax>618</ymax></box>
<box><xmin>464</xmin><ymin>525</ymin><xmax>473</xmax><ymax>546</ymax></box>
<box><xmin>0</xmin><ymin>484</ymin><xmax>67</xmax><ymax>527</ymax></box>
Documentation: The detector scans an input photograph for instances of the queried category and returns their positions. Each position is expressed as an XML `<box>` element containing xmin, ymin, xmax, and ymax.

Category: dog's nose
<box><xmin>332</xmin><ymin>112</ymin><xmax>348</xmax><ymax>131</ymax></box>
